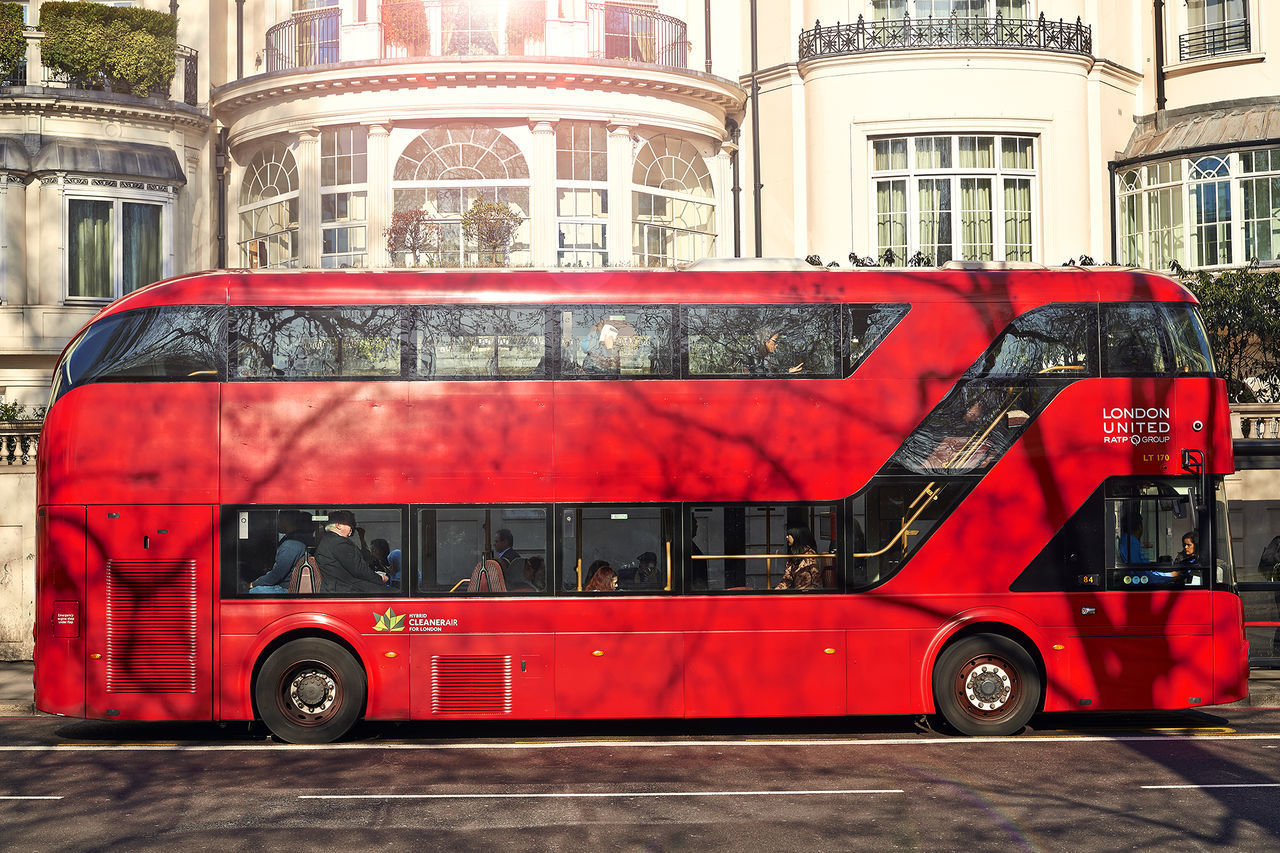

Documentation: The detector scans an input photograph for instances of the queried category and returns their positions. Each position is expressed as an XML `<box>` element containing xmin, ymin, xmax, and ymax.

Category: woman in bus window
<box><xmin>751</xmin><ymin>328</ymin><xmax>804</xmax><ymax>375</ymax></box>
<box><xmin>584</xmin><ymin>559</ymin><xmax>618</xmax><ymax>591</ymax></box>
<box><xmin>775</xmin><ymin>526</ymin><xmax>822</xmax><ymax>590</ymax></box>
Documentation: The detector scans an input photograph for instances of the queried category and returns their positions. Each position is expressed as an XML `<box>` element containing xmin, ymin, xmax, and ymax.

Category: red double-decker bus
<box><xmin>34</xmin><ymin>264</ymin><xmax>1247</xmax><ymax>742</ymax></box>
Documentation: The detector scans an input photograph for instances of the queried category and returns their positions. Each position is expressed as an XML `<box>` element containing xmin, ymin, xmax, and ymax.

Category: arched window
<box><xmin>391</xmin><ymin>125</ymin><xmax>530</xmax><ymax>267</ymax></box>
<box><xmin>631</xmin><ymin>134</ymin><xmax>715</xmax><ymax>267</ymax></box>
<box><xmin>1189</xmin><ymin>155</ymin><xmax>1231</xmax><ymax>267</ymax></box>
<box><xmin>239</xmin><ymin>143</ymin><xmax>299</xmax><ymax>268</ymax></box>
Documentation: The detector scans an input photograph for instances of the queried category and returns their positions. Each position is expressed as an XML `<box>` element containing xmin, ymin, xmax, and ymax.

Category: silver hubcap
<box><xmin>963</xmin><ymin>662</ymin><xmax>1012</xmax><ymax>712</ymax></box>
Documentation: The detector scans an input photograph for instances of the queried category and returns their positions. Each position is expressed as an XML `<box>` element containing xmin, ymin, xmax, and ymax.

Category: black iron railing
<box><xmin>798</xmin><ymin>12</ymin><xmax>1092</xmax><ymax>59</ymax></box>
<box><xmin>1179</xmin><ymin>18</ymin><xmax>1249</xmax><ymax>61</ymax></box>
<box><xmin>586</xmin><ymin>2</ymin><xmax>687</xmax><ymax>67</ymax></box>
<box><xmin>265</xmin><ymin>7</ymin><xmax>341</xmax><ymax>72</ymax></box>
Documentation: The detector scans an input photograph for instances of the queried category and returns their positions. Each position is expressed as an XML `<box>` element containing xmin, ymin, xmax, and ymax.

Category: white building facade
<box><xmin>0</xmin><ymin>0</ymin><xmax>1278</xmax><ymax>656</ymax></box>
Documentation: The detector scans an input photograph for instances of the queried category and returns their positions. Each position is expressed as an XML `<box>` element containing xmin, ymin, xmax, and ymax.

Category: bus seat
<box><xmin>467</xmin><ymin>559</ymin><xmax>507</xmax><ymax>593</ymax></box>
<box><xmin>289</xmin><ymin>553</ymin><xmax>321</xmax><ymax>594</ymax></box>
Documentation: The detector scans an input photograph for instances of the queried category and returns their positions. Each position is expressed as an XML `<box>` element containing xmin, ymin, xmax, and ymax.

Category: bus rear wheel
<box><xmin>932</xmin><ymin>634</ymin><xmax>1040</xmax><ymax>736</ymax></box>
<box><xmin>256</xmin><ymin>638</ymin><xmax>366</xmax><ymax>744</ymax></box>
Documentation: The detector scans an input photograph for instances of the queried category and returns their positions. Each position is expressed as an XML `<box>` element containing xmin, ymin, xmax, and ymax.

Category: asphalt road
<box><xmin>1</xmin><ymin>710</ymin><xmax>1279</xmax><ymax>851</ymax></box>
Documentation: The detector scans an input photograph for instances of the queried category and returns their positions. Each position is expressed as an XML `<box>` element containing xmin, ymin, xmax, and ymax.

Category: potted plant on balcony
<box><xmin>383</xmin><ymin>0</ymin><xmax>430</xmax><ymax>57</ymax></box>
<box><xmin>386</xmin><ymin>210</ymin><xmax>442</xmax><ymax>267</ymax></box>
<box><xmin>39</xmin><ymin>1</ymin><xmax>176</xmax><ymax>97</ymax></box>
<box><xmin>462</xmin><ymin>200</ymin><xmax>523</xmax><ymax>267</ymax></box>
<box><xmin>0</xmin><ymin>3</ymin><xmax>24</xmax><ymax>85</ymax></box>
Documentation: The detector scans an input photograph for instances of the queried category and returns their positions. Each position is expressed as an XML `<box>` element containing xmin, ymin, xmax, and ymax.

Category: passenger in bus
<box><xmin>775</xmin><ymin>526</ymin><xmax>823</xmax><ymax>590</ymax></box>
<box><xmin>584</xmin><ymin>559</ymin><xmax>618</xmax><ymax>591</ymax></box>
<box><xmin>369</xmin><ymin>538</ymin><xmax>401</xmax><ymax>587</ymax></box>
<box><xmin>314</xmin><ymin>510</ymin><xmax>389</xmax><ymax>593</ymax></box>
<box><xmin>751</xmin><ymin>329</ymin><xmax>803</xmax><ymax>375</ymax></box>
<box><xmin>1118</xmin><ymin>512</ymin><xmax>1149</xmax><ymax>564</ymax></box>
<box><xmin>510</xmin><ymin>556</ymin><xmax>545</xmax><ymax>593</ymax></box>
<box><xmin>581</xmin><ymin>323</ymin><xmax>622</xmax><ymax>375</ymax></box>
<box><xmin>249</xmin><ymin>510</ymin><xmax>313</xmax><ymax>594</ymax></box>
<box><xmin>493</xmin><ymin>529</ymin><xmax>520</xmax><ymax>567</ymax></box>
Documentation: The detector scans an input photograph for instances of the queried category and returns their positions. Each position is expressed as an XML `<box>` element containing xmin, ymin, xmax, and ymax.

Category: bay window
<box><xmin>67</xmin><ymin>195</ymin><xmax>167</xmax><ymax>301</ymax></box>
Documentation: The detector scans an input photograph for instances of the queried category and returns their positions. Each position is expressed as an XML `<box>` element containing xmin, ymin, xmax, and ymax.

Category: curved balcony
<box><xmin>263</xmin><ymin>1</ymin><xmax>689</xmax><ymax>74</ymax></box>
<box><xmin>798</xmin><ymin>12</ymin><xmax>1091</xmax><ymax>61</ymax></box>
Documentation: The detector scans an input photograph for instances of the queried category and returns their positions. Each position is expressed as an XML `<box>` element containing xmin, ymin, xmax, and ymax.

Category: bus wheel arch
<box><xmin>252</xmin><ymin>632</ymin><xmax>368</xmax><ymax>744</ymax></box>
<box><xmin>929</xmin><ymin>623</ymin><xmax>1044</xmax><ymax>737</ymax></box>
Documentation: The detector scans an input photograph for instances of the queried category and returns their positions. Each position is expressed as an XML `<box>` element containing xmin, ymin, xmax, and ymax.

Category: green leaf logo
<box><xmin>374</xmin><ymin>607</ymin><xmax>405</xmax><ymax>632</ymax></box>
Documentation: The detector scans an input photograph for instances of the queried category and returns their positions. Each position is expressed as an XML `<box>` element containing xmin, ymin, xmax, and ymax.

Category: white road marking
<box><xmin>0</xmin><ymin>733</ymin><xmax>1277</xmax><ymax>752</ymax></box>
<box><xmin>301</xmin><ymin>789</ymin><xmax>903</xmax><ymax>800</ymax></box>
<box><xmin>0</xmin><ymin>796</ymin><xmax>61</xmax><ymax>800</ymax></box>
<box><xmin>1142</xmin><ymin>783</ymin><xmax>1280</xmax><ymax>790</ymax></box>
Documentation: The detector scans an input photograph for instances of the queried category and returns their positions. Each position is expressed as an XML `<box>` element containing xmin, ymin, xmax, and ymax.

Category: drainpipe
<box><xmin>236</xmin><ymin>0</ymin><xmax>245</xmax><ymax>79</ymax></box>
<box><xmin>749</xmin><ymin>0</ymin><xmax>762</xmax><ymax>257</ymax></box>
<box><xmin>728</xmin><ymin>119</ymin><xmax>741</xmax><ymax>258</ymax></box>
<box><xmin>1108</xmin><ymin>160</ymin><xmax>1118</xmax><ymax>265</ymax></box>
<box><xmin>216</xmin><ymin>128</ymin><xmax>228</xmax><ymax>268</ymax></box>
<box><xmin>1153</xmin><ymin>0</ymin><xmax>1166</xmax><ymax>111</ymax></box>
<box><xmin>704</xmin><ymin>0</ymin><xmax>712</xmax><ymax>73</ymax></box>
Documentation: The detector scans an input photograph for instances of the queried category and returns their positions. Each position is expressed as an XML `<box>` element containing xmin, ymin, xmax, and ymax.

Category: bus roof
<box><xmin>90</xmin><ymin>266</ymin><xmax>1197</xmax><ymax>322</ymax></box>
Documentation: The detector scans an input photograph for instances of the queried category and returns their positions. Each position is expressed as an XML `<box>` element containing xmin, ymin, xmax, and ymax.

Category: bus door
<box><xmin>35</xmin><ymin>506</ymin><xmax>88</xmax><ymax>717</ymax></box>
<box><xmin>84</xmin><ymin>505</ymin><xmax>215</xmax><ymax>720</ymax></box>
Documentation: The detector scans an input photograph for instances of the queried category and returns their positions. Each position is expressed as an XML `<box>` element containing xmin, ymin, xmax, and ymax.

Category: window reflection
<box><xmin>231</xmin><ymin>307</ymin><xmax>401</xmax><ymax>378</ymax></box>
<box><xmin>965</xmin><ymin>304</ymin><xmax>1098</xmax><ymax>378</ymax></box>
<box><xmin>413</xmin><ymin>306</ymin><xmax>546</xmax><ymax>378</ymax></box>
<box><xmin>557</xmin><ymin>306</ymin><xmax>674</xmax><ymax>377</ymax></box>
<box><xmin>846</xmin><ymin>304</ymin><xmax>910</xmax><ymax>374</ymax></box>
<box><xmin>686</xmin><ymin>305</ymin><xmax>837</xmax><ymax>377</ymax></box>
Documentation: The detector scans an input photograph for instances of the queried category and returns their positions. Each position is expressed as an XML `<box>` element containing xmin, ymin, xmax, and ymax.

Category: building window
<box><xmin>1116</xmin><ymin>148</ymin><xmax>1280</xmax><ymax>271</ymax></box>
<box><xmin>556</xmin><ymin>122</ymin><xmax>608</xmax><ymax>267</ymax></box>
<box><xmin>239</xmin><ymin>143</ymin><xmax>299</xmax><ymax>269</ymax></box>
<box><xmin>1182</xmin><ymin>0</ymin><xmax>1248</xmax><ymax>61</ymax></box>
<box><xmin>66</xmin><ymin>195</ymin><xmax>167</xmax><ymax>301</ymax></box>
<box><xmin>391</xmin><ymin>124</ymin><xmax>531</xmax><ymax>267</ymax></box>
<box><xmin>1189</xmin><ymin>156</ymin><xmax>1232</xmax><ymax>268</ymax></box>
<box><xmin>631</xmin><ymin>134</ymin><xmax>716</xmax><ymax>268</ymax></box>
<box><xmin>872</xmin><ymin>133</ymin><xmax>1036</xmax><ymax>265</ymax></box>
<box><xmin>872</xmin><ymin>1</ymin><xmax>1028</xmax><ymax>20</ymax></box>
<box><xmin>321</xmin><ymin>126</ymin><xmax>368</xmax><ymax>268</ymax></box>
<box><xmin>1242</xmin><ymin>148</ymin><xmax>1280</xmax><ymax>264</ymax></box>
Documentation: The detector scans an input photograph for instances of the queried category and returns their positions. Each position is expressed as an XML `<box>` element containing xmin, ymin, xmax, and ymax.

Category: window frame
<box><xmin>64</xmin><ymin>188</ymin><xmax>172</xmax><ymax>304</ymax></box>
<box><xmin>871</xmin><ymin>132</ymin><xmax>1037</xmax><ymax>266</ymax></box>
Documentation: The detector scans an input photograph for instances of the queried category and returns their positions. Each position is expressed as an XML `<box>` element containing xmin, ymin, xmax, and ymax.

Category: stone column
<box><xmin>365</xmin><ymin>122</ymin><xmax>392</xmax><ymax>268</ymax></box>
<box><xmin>712</xmin><ymin>139</ymin><xmax>736</xmax><ymax>259</ymax></box>
<box><xmin>528</xmin><ymin>118</ymin><xmax>557</xmax><ymax>268</ymax></box>
<box><xmin>296</xmin><ymin>129</ymin><xmax>321</xmax><ymax>268</ymax></box>
<box><xmin>606</xmin><ymin>121</ymin><xmax>635</xmax><ymax>266</ymax></box>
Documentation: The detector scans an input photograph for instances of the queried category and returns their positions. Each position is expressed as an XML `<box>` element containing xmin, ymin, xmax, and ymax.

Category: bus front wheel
<box><xmin>255</xmin><ymin>638</ymin><xmax>367</xmax><ymax>744</ymax></box>
<box><xmin>932</xmin><ymin>634</ymin><xmax>1040</xmax><ymax>736</ymax></box>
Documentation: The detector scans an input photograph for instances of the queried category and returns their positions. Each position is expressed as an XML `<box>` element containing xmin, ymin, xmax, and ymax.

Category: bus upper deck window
<box><xmin>685</xmin><ymin>305</ymin><xmax>837</xmax><ymax>378</ymax></box>
<box><xmin>50</xmin><ymin>306</ymin><xmax>226</xmax><ymax>403</ymax></box>
<box><xmin>412</xmin><ymin>306</ymin><xmax>547</xmax><ymax>379</ymax></box>
<box><xmin>231</xmin><ymin>307</ymin><xmax>401</xmax><ymax>379</ymax></box>
<box><xmin>557</xmin><ymin>306</ymin><xmax>675</xmax><ymax>378</ymax></box>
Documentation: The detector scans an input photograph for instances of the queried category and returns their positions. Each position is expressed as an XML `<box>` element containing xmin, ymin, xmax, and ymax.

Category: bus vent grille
<box><xmin>430</xmin><ymin>655</ymin><xmax>512</xmax><ymax>715</ymax></box>
<box><xmin>105</xmin><ymin>559</ymin><xmax>198</xmax><ymax>694</ymax></box>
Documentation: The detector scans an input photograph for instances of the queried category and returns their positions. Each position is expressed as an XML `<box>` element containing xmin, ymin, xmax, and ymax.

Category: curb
<box><xmin>0</xmin><ymin>702</ymin><xmax>35</xmax><ymax>717</ymax></box>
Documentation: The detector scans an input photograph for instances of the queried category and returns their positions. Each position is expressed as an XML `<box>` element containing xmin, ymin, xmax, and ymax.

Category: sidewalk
<box><xmin>1</xmin><ymin>659</ymin><xmax>1277</xmax><ymax>718</ymax></box>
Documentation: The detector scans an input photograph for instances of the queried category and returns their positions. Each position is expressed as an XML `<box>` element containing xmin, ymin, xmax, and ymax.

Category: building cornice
<box><xmin>211</xmin><ymin>57</ymin><xmax>746</xmax><ymax>119</ymax></box>
<box><xmin>0</xmin><ymin>88</ymin><xmax>210</xmax><ymax>130</ymax></box>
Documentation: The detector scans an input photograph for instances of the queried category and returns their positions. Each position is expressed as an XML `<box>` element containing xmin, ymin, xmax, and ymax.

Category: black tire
<box><xmin>932</xmin><ymin>633</ymin><xmax>1041</xmax><ymax>736</ymax></box>
<box><xmin>255</xmin><ymin>638</ymin><xmax>366</xmax><ymax>744</ymax></box>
